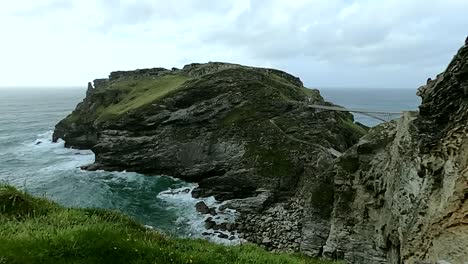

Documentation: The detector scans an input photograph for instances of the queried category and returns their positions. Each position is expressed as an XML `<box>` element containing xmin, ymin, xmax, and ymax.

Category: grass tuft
<box><xmin>0</xmin><ymin>184</ymin><xmax>54</xmax><ymax>219</ymax></box>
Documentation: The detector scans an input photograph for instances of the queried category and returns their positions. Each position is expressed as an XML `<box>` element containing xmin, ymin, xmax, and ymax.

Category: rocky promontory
<box><xmin>54</xmin><ymin>61</ymin><xmax>365</xmax><ymax>252</ymax></box>
<box><xmin>54</xmin><ymin>62</ymin><xmax>364</xmax><ymax>202</ymax></box>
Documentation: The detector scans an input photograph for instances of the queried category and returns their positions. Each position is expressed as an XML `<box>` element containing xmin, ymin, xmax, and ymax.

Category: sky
<box><xmin>0</xmin><ymin>0</ymin><xmax>467</xmax><ymax>89</ymax></box>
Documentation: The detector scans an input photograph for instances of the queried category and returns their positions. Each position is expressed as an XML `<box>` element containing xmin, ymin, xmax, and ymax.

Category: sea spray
<box><xmin>158</xmin><ymin>185</ymin><xmax>241</xmax><ymax>245</ymax></box>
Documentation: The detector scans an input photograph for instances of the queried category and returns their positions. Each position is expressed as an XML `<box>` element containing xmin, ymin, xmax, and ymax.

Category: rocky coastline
<box><xmin>54</xmin><ymin>46</ymin><xmax>468</xmax><ymax>264</ymax></box>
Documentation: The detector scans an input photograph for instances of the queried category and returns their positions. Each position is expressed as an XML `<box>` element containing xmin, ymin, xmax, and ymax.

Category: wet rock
<box><xmin>226</xmin><ymin>223</ymin><xmax>235</xmax><ymax>231</ymax></box>
<box><xmin>204</xmin><ymin>218</ymin><xmax>216</xmax><ymax>230</ymax></box>
<box><xmin>208</xmin><ymin>207</ymin><xmax>217</xmax><ymax>216</ymax></box>
<box><xmin>218</xmin><ymin>233</ymin><xmax>229</xmax><ymax>239</ymax></box>
<box><xmin>218</xmin><ymin>223</ymin><xmax>227</xmax><ymax>231</ymax></box>
<box><xmin>195</xmin><ymin>201</ymin><xmax>210</xmax><ymax>214</ymax></box>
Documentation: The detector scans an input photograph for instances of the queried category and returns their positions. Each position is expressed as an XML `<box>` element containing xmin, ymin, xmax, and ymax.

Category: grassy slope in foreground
<box><xmin>0</xmin><ymin>185</ymin><xmax>335</xmax><ymax>264</ymax></box>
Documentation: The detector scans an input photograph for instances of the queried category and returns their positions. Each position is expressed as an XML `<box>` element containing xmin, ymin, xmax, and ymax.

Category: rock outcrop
<box><xmin>320</xmin><ymin>46</ymin><xmax>468</xmax><ymax>263</ymax></box>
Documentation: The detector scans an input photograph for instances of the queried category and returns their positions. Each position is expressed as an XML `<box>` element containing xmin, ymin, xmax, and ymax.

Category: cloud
<box><xmin>0</xmin><ymin>0</ymin><xmax>467</xmax><ymax>88</ymax></box>
<box><xmin>92</xmin><ymin>0</ymin><xmax>237</xmax><ymax>32</ymax></box>
<box><xmin>14</xmin><ymin>0</ymin><xmax>74</xmax><ymax>17</ymax></box>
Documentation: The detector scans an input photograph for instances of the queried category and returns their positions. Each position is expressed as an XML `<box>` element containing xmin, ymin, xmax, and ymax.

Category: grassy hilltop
<box><xmin>0</xmin><ymin>184</ymin><xmax>335</xmax><ymax>264</ymax></box>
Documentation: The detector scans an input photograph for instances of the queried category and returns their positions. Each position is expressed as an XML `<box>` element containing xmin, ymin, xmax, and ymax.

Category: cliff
<box><xmin>321</xmin><ymin>46</ymin><xmax>468</xmax><ymax>263</ymax></box>
<box><xmin>53</xmin><ymin>62</ymin><xmax>366</xmax><ymax>253</ymax></box>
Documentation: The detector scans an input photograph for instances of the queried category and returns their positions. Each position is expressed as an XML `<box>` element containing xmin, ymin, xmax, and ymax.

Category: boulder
<box><xmin>195</xmin><ymin>201</ymin><xmax>210</xmax><ymax>214</ymax></box>
<box><xmin>204</xmin><ymin>218</ymin><xmax>216</xmax><ymax>230</ymax></box>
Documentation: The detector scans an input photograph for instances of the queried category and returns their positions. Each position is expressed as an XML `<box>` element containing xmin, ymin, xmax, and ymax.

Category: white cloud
<box><xmin>0</xmin><ymin>0</ymin><xmax>467</xmax><ymax>88</ymax></box>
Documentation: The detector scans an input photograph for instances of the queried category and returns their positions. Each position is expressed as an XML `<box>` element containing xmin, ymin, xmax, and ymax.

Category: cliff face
<box><xmin>321</xmin><ymin>46</ymin><xmax>468</xmax><ymax>263</ymax></box>
<box><xmin>54</xmin><ymin>62</ymin><xmax>364</xmax><ymax>206</ymax></box>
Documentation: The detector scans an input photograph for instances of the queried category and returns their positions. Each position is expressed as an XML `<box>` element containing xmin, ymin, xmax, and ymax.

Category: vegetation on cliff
<box><xmin>95</xmin><ymin>75</ymin><xmax>189</xmax><ymax>121</ymax></box>
<box><xmin>0</xmin><ymin>184</ymin><xmax>335</xmax><ymax>264</ymax></box>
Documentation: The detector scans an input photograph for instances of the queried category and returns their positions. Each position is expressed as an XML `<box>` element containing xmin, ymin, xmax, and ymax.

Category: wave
<box><xmin>158</xmin><ymin>186</ymin><xmax>240</xmax><ymax>245</ymax></box>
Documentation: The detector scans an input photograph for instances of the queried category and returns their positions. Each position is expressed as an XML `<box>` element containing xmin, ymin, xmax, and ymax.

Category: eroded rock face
<box><xmin>321</xmin><ymin>46</ymin><xmax>468</xmax><ymax>263</ymax></box>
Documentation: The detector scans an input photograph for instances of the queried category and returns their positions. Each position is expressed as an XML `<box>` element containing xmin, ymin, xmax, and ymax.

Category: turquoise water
<box><xmin>0</xmin><ymin>87</ymin><xmax>420</xmax><ymax>238</ymax></box>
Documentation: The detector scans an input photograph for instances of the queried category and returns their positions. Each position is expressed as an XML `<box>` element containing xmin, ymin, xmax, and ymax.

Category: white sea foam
<box><xmin>158</xmin><ymin>186</ymin><xmax>241</xmax><ymax>245</ymax></box>
<box><xmin>27</xmin><ymin>131</ymin><xmax>95</xmax><ymax>172</ymax></box>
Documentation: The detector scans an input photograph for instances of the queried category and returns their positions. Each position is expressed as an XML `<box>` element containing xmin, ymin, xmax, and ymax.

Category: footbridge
<box><xmin>308</xmin><ymin>104</ymin><xmax>403</xmax><ymax>122</ymax></box>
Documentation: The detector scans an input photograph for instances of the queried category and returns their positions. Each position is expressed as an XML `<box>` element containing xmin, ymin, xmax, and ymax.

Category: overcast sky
<box><xmin>0</xmin><ymin>0</ymin><xmax>467</xmax><ymax>89</ymax></box>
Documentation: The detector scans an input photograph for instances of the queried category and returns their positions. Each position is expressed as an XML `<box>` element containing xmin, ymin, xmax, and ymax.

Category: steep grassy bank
<box><xmin>0</xmin><ymin>184</ymin><xmax>335</xmax><ymax>264</ymax></box>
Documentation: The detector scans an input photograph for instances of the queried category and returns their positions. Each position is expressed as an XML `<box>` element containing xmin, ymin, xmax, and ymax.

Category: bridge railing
<box><xmin>307</xmin><ymin>104</ymin><xmax>404</xmax><ymax>122</ymax></box>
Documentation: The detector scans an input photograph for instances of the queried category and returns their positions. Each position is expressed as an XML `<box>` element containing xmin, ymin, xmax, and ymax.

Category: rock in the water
<box><xmin>208</xmin><ymin>207</ymin><xmax>217</xmax><ymax>216</ymax></box>
<box><xmin>225</xmin><ymin>223</ymin><xmax>235</xmax><ymax>231</ymax></box>
<box><xmin>204</xmin><ymin>218</ymin><xmax>216</xmax><ymax>230</ymax></box>
<box><xmin>218</xmin><ymin>233</ymin><xmax>229</xmax><ymax>239</ymax></box>
<box><xmin>195</xmin><ymin>201</ymin><xmax>210</xmax><ymax>214</ymax></box>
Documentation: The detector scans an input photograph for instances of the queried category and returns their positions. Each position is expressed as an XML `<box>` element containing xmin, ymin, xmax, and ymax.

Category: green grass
<box><xmin>339</xmin><ymin>117</ymin><xmax>368</xmax><ymax>136</ymax></box>
<box><xmin>0</xmin><ymin>184</ymin><xmax>335</xmax><ymax>264</ymax></box>
<box><xmin>96</xmin><ymin>75</ymin><xmax>189</xmax><ymax>121</ymax></box>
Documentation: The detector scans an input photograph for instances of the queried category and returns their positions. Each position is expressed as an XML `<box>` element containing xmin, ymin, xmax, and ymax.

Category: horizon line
<box><xmin>0</xmin><ymin>85</ymin><xmax>417</xmax><ymax>90</ymax></box>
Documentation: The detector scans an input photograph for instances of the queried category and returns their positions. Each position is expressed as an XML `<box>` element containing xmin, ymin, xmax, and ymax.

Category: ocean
<box><xmin>319</xmin><ymin>88</ymin><xmax>421</xmax><ymax>127</ymax></box>
<box><xmin>0</xmin><ymin>87</ymin><xmax>420</xmax><ymax>239</ymax></box>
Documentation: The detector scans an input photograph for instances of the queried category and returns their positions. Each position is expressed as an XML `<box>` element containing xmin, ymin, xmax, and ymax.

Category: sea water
<box><xmin>0</xmin><ymin>87</ymin><xmax>239</xmax><ymax>242</ymax></box>
<box><xmin>0</xmin><ymin>87</ymin><xmax>420</xmax><ymax>240</ymax></box>
<box><xmin>320</xmin><ymin>88</ymin><xmax>421</xmax><ymax>127</ymax></box>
